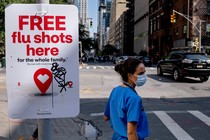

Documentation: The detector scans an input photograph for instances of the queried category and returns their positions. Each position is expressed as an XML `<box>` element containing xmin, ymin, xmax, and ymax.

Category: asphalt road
<box><xmin>0</xmin><ymin>62</ymin><xmax>210</xmax><ymax>140</ymax></box>
<box><xmin>79</xmin><ymin>62</ymin><xmax>210</xmax><ymax>140</ymax></box>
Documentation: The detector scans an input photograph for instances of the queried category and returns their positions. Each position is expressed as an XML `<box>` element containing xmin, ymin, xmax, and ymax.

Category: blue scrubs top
<box><xmin>104</xmin><ymin>86</ymin><xmax>149</xmax><ymax>140</ymax></box>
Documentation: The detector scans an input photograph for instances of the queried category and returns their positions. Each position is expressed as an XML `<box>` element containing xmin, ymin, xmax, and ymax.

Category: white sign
<box><xmin>5</xmin><ymin>4</ymin><xmax>79</xmax><ymax>119</ymax></box>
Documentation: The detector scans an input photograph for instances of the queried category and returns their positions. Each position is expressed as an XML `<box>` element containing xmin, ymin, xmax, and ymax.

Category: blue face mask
<box><xmin>135</xmin><ymin>74</ymin><xmax>147</xmax><ymax>87</ymax></box>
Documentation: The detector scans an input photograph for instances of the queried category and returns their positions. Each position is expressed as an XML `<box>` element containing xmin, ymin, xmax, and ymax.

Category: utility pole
<box><xmin>172</xmin><ymin>10</ymin><xmax>205</xmax><ymax>52</ymax></box>
<box><xmin>199</xmin><ymin>20</ymin><xmax>202</xmax><ymax>52</ymax></box>
<box><xmin>187</xmin><ymin>0</ymin><xmax>190</xmax><ymax>39</ymax></box>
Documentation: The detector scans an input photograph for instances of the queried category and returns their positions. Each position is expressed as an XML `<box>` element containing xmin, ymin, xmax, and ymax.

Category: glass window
<box><xmin>165</xmin><ymin>53</ymin><xmax>172</xmax><ymax>60</ymax></box>
<box><xmin>183</xmin><ymin>25</ymin><xmax>187</xmax><ymax>34</ymax></box>
<box><xmin>150</xmin><ymin>21</ymin><xmax>153</xmax><ymax>34</ymax></box>
<box><xmin>174</xmin><ymin>27</ymin><xmax>179</xmax><ymax>36</ymax></box>
<box><xmin>185</xmin><ymin>54</ymin><xmax>208</xmax><ymax>60</ymax></box>
<box><xmin>172</xmin><ymin>54</ymin><xmax>182</xmax><ymax>59</ymax></box>
<box><xmin>208</xmin><ymin>2</ymin><xmax>210</xmax><ymax>14</ymax></box>
<box><xmin>154</xmin><ymin>19</ymin><xmax>156</xmax><ymax>31</ymax></box>
<box><xmin>170</xmin><ymin>54</ymin><xmax>176</xmax><ymax>59</ymax></box>
<box><xmin>183</xmin><ymin>4</ymin><xmax>187</xmax><ymax>15</ymax></box>
<box><xmin>157</xmin><ymin>18</ymin><xmax>160</xmax><ymax>30</ymax></box>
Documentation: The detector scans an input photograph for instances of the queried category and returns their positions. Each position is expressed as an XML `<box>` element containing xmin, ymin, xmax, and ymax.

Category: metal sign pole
<box><xmin>37</xmin><ymin>0</ymin><xmax>49</xmax><ymax>3</ymax></box>
<box><xmin>38</xmin><ymin>119</ymin><xmax>52</xmax><ymax>140</ymax></box>
<box><xmin>35</xmin><ymin>0</ymin><xmax>52</xmax><ymax>140</ymax></box>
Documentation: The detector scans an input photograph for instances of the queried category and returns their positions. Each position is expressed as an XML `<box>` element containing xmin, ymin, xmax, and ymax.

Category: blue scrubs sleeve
<box><xmin>126</xmin><ymin>97</ymin><xmax>141</xmax><ymax>123</ymax></box>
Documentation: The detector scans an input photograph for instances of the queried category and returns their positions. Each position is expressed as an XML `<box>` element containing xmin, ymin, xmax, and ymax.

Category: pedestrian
<box><xmin>104</xmin><ymin>57</ymin><xmax>149</xmax><ymax>140</ymax></box>
<box><xmin>29</xmin><ymin>128</ymin><xmax>38</xmax><ymax>140</ymax></box>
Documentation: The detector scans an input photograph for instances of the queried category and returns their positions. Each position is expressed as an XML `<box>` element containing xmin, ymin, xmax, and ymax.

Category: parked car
<box><xmin>112</xmin><ymin>54</ymin><xmax>121</xmax><ymax>64</ymax></box>
<box><xmin>135</xmin><ymin>56</ymin><xmax>152</xmax><ymax>66</ymax></box>
<box><xmin>157</xmin><ymin>52</ymin><xmax>210</xmax><ymax>82</ymax></box>
<box><xmin>115</xmin><ymin>56</ymin><xmax>129</xmax><ymax>64</ymax></box>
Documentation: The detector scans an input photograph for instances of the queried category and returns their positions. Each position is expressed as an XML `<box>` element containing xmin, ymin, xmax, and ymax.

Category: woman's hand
<box><xmin>103</xmin><ymin>115</ymin><xmax>109</xmax><ymax>121</ymax></box>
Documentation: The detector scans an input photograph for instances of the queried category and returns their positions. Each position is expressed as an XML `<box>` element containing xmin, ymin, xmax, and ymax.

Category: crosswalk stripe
<box><xmin>154</xmin><ymin>111</ymin><xmax>194</xmax><ymax>140</ymax></box>
<box><xmin>91</xmin><ymin>112</ymin><xmax>104</xmax><ymax>117</ymax></box>
<box><xmin>79</xmin><ymin>66</ymin><xmax>114</xmax><ymax>69</ymax></box>
<box><xmin>188</xmin><ymin>110</ymin><xmax>210</xmax><ymax>126</ymax></box>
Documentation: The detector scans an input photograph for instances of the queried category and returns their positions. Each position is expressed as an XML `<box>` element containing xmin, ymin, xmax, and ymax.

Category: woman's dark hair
<box><xmin>115</xmin><ymin>57</ymin><xmax>141</xmax><ymax>82</ymax></box>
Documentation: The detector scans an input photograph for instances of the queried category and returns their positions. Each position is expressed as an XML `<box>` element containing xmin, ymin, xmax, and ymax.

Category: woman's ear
<box><xmin>127</xmin><ymin>73</ymin><xmax>132</xmax><ymax>79</ymax></box>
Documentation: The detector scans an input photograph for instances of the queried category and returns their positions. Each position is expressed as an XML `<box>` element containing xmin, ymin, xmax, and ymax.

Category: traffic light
<box><xmin>90</xmin><ymin>21</ymin><xmax>93</xmax><ymax>28</ymax></box>
<box><xmin>170</xmin><ymin>14</ymin><xmax>176</xmax><ymax>23</ymax></box>
<box><xmin>194</xmin><ymin>37</ymin><xmax>199</xmax><ymax>48</ymax></box>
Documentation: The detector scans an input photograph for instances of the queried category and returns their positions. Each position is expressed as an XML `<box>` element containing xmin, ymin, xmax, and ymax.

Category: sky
<box><xmin>88</xmin><ymin>0</ymin><xmax>98</xmax><ymax>37</ymax></box>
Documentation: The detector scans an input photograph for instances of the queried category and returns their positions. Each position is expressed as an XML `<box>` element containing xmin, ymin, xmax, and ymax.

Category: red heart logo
<box><xmin>34</xmin><ymin>68</ymin><xmax>52</xmax><ymax>94</ymax></box>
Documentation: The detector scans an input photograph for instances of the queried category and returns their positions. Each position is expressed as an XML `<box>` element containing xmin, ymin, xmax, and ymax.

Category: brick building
<box><xmin>149</xmin><ymin>0</ymin><xmax>210</xmax><ymax>63</ymax></box>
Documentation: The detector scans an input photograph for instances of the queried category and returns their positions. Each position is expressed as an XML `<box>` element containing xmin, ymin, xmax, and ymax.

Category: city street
<box><xmin>0</xmin><ymin>62</ymin><xmax>210</xmax><ymax>139</ymax></box>
<box><xmin>1</xmin><ymin>0</ymin><xmax>210</xmax><ymax>140</ymax></box>
<box><xmin>79</xmin><ymin>62</ymin><xmax>210</xmax><ymax>140</ymax></box>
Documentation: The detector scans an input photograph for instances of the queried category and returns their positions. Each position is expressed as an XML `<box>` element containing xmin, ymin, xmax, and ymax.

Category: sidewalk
<box><xmin>0</xmin><ymin>68</ymin><xmax>99</xmax><ymax>140</ymax></box>
<box><xmin>0</xmin><ymin>101</ymin><xmax>91</xmax><ymax>140</ymax></box>
<box><xmin>0</xmin><ymin>102</ymin><xmax>103</xmax><ymax>140</ymax></box>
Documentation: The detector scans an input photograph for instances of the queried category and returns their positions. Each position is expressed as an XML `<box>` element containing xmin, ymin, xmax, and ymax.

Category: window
<box><xmin>183</xmin><ymin>4</ymin><xmax>187</xmax><ymax>15</ymax></box>
<box><xmin>158</xmin><ymin>1</ymin><xmax>161</xmax><ymax>9</ymax></box>
<box><xmin>208</xmin><ymin>1</ymin><xmax>210</xmax><ymax>14</ymax></box>
<box><xmin>153</xmin><ymin>19</ymin><xmax>156</xmax><ymax>31</ymax></box>
<box><xmin>183</xmin><ymin>25</ymin><xmax>187</xmax><ymax>35</ymax></box>
<box><xmin>174</xmin><ymin>27</ymin><xmax>179</xmax><ymax>36</ymax></box>
<box><xmin>174</xmin><ymin>28</ymin><xmax>176</xmax><ymax>36</ymax></box>
<box><xmin>150</xmin><ymin>7</ymin><xmax>153</xmax><ymax>13</ymax></box>
<box><xmin>150</xmin><ymin>21</ymin><xmax>153</xmax><ymax>34</ymax></box>
<box><xmin>165</xmin><ymin>53</ymin><xmax>172</xmax><ymax>60</ymax></box>
<box><xmin>170</xmin><ymin>54</ymin><xmax>177</xmax><ymax>59</ymax></box>
<box><xmin>157</xmin><ymin>18</ymin><xmax>160</xmax><ymax>30</ymax></box>
<box><xmin>172</xmin><ymin>54</ymin><xmax>182</xmax><ymax>59</ymax></box>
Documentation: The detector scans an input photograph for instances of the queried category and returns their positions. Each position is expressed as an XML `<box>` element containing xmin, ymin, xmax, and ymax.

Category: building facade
<box><xmin>109</xmin><ymin>0</ymin><xmax>127</xmax><ymax>46</ymax></box>
<box><xmin>149</xmin><ymin>0</ymin><xmax>170</xmax><ymax>62</ymax></box>
<box><xmin>115</xmin><ymin>12</ymin><xmax>125</xmax><ymax>54</ymax></box>
<box><xmin>193</xmin><ymin>0</ymin><xmax>210</xmax><ymax>55</ymax></box>
<box><xmin>79</xmin><ymin>0</ymin><xmax>89</xmax><ymax>31</ymax></box>
<box><xmin>68</xmin><ymin>0</ymin><xmax>79</xmax><ymax>8</ymax></box>
<box><xmin>149</xmin><ymin>0</ymin><xmax>210</xmax><ymax>62</ymax></box>
<box><xmin>124</xmin><ymin>0</ymin><xmax>134</xmax><ymax>55</ymax></box>
<box><xmin>134</xmin><ymin>0</ymin><xmax>149</xmax><ymax>55</ymax></box>
<box><xmin>105</xmin><ymin>0</ymin><xmax>112</xmax><ymax>45</ymax></box>
<box><xmin>97</xmin><ymin>0</ymin><xmax>112</xmax><ymax>50</ymax></box>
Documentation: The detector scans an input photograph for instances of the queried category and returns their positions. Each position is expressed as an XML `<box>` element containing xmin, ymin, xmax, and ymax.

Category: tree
<box><xmin>101</xmin><ymin>44</ymin><xmax>117</xmax><ymax>55</ymax></box>
<box><xmin>0</xmin><ymin>0</ymin><xmax>38</xmax><ymax>44</ymax></box>
<box><xmin>79</xmin><ymin>23</ymin><xmax>99</xmax><ymax>54</ymax></box>
<box><xmin>79</xmin><ymin>24</ymin><xmax>89</xmax><ymax>41</ymax></box>
<box><xmin>139</xmin><ymin>50</ymin><xmax>148</xmax><ymax>56</ymax></box>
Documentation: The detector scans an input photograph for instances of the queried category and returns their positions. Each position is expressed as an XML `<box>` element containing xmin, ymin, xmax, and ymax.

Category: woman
<box><xmin>104</xmin><ymin>57</ymin><xmax>149</xmax><ymax>140</ymax></box>
<box><xmin>29</xmin><ymin>128</ymin><xmax>38</xmax><ymax>140</ymax></box>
